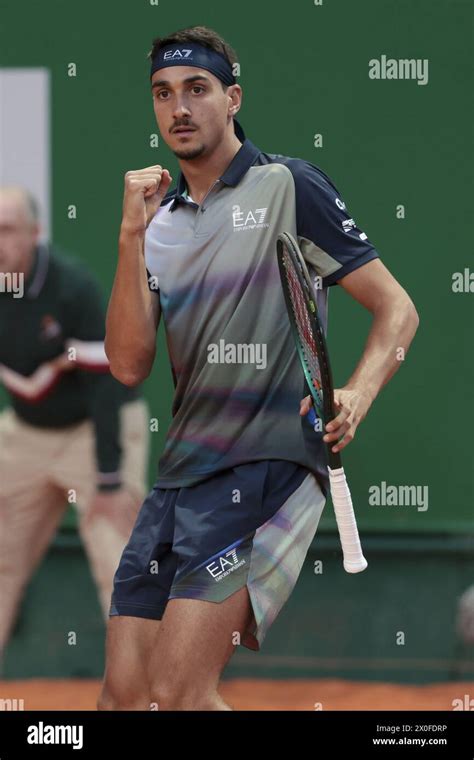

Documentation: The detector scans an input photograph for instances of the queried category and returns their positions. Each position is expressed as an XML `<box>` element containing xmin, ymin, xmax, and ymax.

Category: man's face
<box><xmin>151</xmin><ymin>66</ymin><xmax>240</xmax><ymax>160</ymax></box>
<box><xmin>0</xmin><ymin>194</ymin><xmax>39</xmax><ymax>275</ymax></box>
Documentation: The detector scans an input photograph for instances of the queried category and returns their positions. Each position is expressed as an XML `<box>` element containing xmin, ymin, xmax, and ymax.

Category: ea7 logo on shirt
<box><xmin>342</xmin><ymin>217</ymin><xmax>368</xmax><ymax>241</ymax></box>
<box><xmin>232</xmin><ymin>204</ymin><xmax>269</xmax><ymax>231</ymax></box>
<box><xmin>163</xmin><ymin>48</ymin><xmax>193</xmax><ymax>60</ymax></box>
<box><xmin>206</xmin><ymin>547</ymin><xmax>246</xmax><ymax>582</ymax></box>
<box><xmin>342</xmin><ymin>218</ymin><xmax>356</xmax><ymax>233</ymax></box>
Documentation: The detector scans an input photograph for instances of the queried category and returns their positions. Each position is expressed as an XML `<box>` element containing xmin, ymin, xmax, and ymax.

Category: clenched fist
<box><xmin>121</xmin><ymin>165</ymin><xmax>173</xmax><ymax>235</ymax></box>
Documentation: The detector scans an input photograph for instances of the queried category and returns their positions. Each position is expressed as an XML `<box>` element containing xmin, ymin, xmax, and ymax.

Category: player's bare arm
<box><xmin>105</xmin><ymin>165</ymin><xmax>172</xmax><ymax>385</ymax></box>
<box><xmin>300</xmin><ymin>258</ymin><xmax>419</xmax><ymax>452</ymax></box>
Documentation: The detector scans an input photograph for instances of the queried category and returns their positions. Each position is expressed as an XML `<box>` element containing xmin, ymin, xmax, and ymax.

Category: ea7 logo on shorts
<box><xmin>206</xmin><ymin>547</ymin><xmax>246</xmax><ymax>581</ymax></box>
<box><xmin>232</xmin><ymin>204</ymin><xmax>269</xmax><ymax>231</ymax></box>
<box><xmin>163</xmin><ymin>49</ymin><xmax>193</xmax><ymax>60</ymax></box>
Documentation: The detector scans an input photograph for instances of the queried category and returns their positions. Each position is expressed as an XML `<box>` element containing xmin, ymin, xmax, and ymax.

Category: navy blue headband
<box><xmin>150</xmin><ymin>42</ymin><xmax>236</xmax><ymax>86</ymax></box>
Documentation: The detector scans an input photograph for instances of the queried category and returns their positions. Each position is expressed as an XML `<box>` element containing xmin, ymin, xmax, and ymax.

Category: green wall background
<box><xmin>1</xmin><ymin>0</ymin><xmax>472</xmax><ymax>534</ymax></box>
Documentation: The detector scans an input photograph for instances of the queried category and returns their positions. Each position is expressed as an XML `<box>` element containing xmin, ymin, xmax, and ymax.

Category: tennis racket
<box><xmin>276</xmin><ymin>231</ymin><xmax>368</xmax><ymax>573</ymax></box>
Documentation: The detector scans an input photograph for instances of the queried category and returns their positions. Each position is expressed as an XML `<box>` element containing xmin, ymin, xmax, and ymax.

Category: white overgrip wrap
<box><xmin>328</xmin><ymin>466</ymin><xmax>368</xmax><ymax>573</ymax></box>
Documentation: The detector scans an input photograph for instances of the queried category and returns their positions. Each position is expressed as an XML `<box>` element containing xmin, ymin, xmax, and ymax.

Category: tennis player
<box><xmin>98</xmin><ymin>25</ymin><xmax>419</xmax><ymax>711</ymax></box>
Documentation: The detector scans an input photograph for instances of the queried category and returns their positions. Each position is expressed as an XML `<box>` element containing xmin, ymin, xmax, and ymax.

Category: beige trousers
<box><xmin>0</xmin><ymin>399</ymin><xmax>149</xmax><ymax>655</ymax></box>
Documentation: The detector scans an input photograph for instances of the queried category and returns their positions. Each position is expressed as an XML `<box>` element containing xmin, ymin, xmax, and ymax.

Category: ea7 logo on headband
<box><xmin>163</xmin><ymin>49</ymin><xmax>193</xmax><ymax>60</ymax></box>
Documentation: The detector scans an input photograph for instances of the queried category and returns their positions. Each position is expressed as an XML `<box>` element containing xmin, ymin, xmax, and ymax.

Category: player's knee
<box><xmin>149</xmin><ymin>681</ymin><xmax>190</xmax><ymax>711</ymax></box>
<box><xmin>149</xmin><ymin>681</ymin><xmax>218</xmax><ymax>711</ymax></box>
<box><xmin>97</xmin><ymin>682</ymin><xmax>149</xmax><ymax>711</ymax></box>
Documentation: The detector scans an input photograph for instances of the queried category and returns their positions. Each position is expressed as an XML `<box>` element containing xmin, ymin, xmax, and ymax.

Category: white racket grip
<box><xmin>328</xmin><ymin>466</ymin><xmax>368</xmax><ymax>573</ymax></box>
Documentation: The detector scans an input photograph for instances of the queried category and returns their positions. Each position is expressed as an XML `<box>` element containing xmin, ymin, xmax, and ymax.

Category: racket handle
<box><xmin>306</xmin><ymin>407</ymin><xmax>318</xmax><ymax>430</ymax></box>
<box><xmin>328</xmin><ymin>466</ymin><xmax>368</xmax><ymax>573</ymax></box>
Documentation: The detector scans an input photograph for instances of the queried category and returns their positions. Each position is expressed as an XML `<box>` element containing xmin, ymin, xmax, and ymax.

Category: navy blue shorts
<box><xmin>109</xmin><ymin>459</ymin><xmax>326</xmax><ymax>650</ymax></box>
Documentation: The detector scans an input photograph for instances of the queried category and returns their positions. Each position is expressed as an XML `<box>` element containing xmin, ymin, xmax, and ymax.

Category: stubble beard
<box><xmin>172</xmin><ymin>143</ymin><xmax>206</xmax><ymax>160</ymax></box>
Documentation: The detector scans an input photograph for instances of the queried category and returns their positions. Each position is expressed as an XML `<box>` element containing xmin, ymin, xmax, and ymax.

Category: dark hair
<box><xmin>148</xmin><ymin>25</ymin><xmax>238</xmax><ymax>91</ymax></box>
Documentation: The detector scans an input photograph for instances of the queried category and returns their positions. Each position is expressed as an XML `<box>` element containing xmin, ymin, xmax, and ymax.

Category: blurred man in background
<box><xmin>0</xmin><ymin>186</ymin><xmax>149</xmax><ymax>665</ymax></box>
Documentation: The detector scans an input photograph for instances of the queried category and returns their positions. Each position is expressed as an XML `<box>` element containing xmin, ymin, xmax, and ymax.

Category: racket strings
<box><xmin>283</xmin><ymin>252</ymin><xmax>323</xmax><ymax>401</ymax></box>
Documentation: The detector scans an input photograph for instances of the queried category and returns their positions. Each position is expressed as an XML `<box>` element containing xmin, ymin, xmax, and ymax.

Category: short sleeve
<box><xmin>290</xmin><ymin>159</ymin><xmax>380</xmax><ymax>286</ymax></box>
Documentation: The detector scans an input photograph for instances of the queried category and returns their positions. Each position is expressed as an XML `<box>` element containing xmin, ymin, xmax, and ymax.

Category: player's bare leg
<box><xmin>97</xmin><ymin>616</ymin><xmax>161</xmax><ymax>710</ymax></box>
<box><xmin>147</xmin><ymin>585</ymin><xmax>254</xmax><ymax>711</ymax></box>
